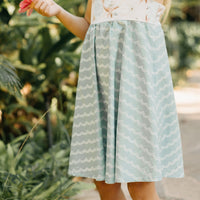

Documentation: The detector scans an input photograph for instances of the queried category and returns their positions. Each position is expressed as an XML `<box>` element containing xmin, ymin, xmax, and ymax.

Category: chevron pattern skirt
<box><xmin>68</xmin><ymin>20</ymin><xmax>185</xmax><ymax>184</ymax></box>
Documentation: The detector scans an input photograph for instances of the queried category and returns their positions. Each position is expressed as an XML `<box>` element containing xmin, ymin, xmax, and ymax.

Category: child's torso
<box><xmin>91</xmin><ymin>0</ymin><xmax>166</xmax><ymax>25</ymax></box>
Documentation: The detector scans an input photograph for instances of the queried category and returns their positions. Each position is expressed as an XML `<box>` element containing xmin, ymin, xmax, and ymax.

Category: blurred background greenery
<box><xmin>0</xmin><ymin>0</ymin><xmax>199</xmax><ymax>199</ymax></box>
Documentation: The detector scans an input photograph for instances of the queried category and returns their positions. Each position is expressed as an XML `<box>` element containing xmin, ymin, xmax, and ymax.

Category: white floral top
<box><xmin>91</xmin><ymin>0</ymin><xmax>166</xmax><ymax>25</ymax></box>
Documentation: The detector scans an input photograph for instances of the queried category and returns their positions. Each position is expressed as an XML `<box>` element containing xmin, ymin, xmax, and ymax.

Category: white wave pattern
<box><xmin>68</xmin><ymin>19</ymin><xmax>185</xmax><ymax>184</ymax></box>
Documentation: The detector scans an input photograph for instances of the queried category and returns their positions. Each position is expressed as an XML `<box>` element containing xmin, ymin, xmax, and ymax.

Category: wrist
<box><xmin>56</xmin><ymin>5</ymin><xmax>63</xmax><ymax>18</ymax></box>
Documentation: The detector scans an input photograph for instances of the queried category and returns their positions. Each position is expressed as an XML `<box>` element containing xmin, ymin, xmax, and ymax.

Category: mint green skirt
<box><xmin>68</xmin><ymin>20</ymin><xmax>185</xmax><ymax>184</ymax></box>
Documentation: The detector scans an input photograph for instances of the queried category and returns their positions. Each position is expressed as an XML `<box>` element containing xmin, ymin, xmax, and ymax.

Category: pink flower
<box><xmin>18</xmin><ymin>0</ymin><xmax>34</xmax><ymax>16</ymax></box>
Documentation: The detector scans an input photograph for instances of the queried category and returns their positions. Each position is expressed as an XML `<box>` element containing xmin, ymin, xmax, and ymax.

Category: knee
<box><xmin>128</xmin><ymin>181</ymin><xmax>152</xmax><ymax>190</ymax></box>
<box><xmin>94</xmin><ymin>179</ymin><xmax>121</xmax><ymax>192</ymax></box>
<box><xmin>127</xmin><ymin>182</ymin><xmax>156</xmax><ymax>200</ymax></box>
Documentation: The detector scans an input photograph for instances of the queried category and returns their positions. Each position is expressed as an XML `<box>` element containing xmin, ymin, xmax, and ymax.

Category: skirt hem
<box><xmin>68</xmin><ymin>172</ymin><xmax>185</xmax><ymax>184</ymax></box>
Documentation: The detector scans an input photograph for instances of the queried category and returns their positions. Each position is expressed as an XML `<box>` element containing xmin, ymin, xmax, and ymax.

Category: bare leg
<box><xmin>127</xmin><ymin>182</ymin><xmax>160</xmax><ymax>200</ymax></box>
<box><xmin>93</xmin><ymin>179</ymin><xmax>127</xmax><ymax>200</ymax></box>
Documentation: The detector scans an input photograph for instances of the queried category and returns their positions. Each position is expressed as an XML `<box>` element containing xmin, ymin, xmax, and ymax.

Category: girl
<box><xmin>32</xmin><ymin>0</ymin><xmax>185</xmax><ymax>200</ymax></box>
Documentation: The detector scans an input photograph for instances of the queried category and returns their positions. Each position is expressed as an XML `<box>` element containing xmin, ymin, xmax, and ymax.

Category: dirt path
<box><xmin>71</xmin><ymin>68</ymin><xmax>200</xmax><ymax>200</ymax></box>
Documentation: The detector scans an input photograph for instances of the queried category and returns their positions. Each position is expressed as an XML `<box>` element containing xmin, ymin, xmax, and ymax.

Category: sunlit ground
<box><xmin>174</xmin><ymin>69</ymin><xmax>200</xmax><ymax>114</ymax></box>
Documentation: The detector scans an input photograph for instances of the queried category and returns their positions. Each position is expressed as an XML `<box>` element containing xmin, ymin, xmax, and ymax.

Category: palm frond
<box><xmin>0</xmin><ymin>56</ymin><xmax>22</xmax><ymax>97</ymax></box>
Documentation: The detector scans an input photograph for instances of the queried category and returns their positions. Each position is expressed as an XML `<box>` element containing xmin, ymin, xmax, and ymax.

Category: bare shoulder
<box><xmin>84</xmin><ymin>0</ymin><xmax>93</xmax><ymax>25</ymax></box>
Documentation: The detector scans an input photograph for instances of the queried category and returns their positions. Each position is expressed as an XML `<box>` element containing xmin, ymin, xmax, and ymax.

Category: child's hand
<box><xmin>32</xmin><ymin>0</ymin><xmax>61</xmax><ymax>17</ymax></box>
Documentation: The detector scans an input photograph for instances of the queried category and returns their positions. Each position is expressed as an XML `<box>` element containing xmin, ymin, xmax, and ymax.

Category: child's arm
<box><xmin>32</xmin><ymin>0</ymin><xmax>92</xmax><ymax>40</ymax></box>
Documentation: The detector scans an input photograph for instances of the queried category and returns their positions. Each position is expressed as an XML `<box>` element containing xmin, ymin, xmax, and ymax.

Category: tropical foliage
<box><xmin>164</xmin><ymin>0</ymin><xmax>200</xmax><ymax>83</ymax></box>
<box><xmin>0</xmin><ymin>56</ymin><xmax>22</xmax><ymax>96</ymax></box>
<box><xmin>0</xmin><ymin>129</ymin><xmax>95</xmax><ymax>199</ymax></box>
<box><xmin>0</xmin><ymin>0</ymin><xmax>95</xmax><ymax>199</ymax></box>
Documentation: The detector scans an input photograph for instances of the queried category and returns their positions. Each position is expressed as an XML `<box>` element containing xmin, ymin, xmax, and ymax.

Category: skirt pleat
<box><xmin>68</xmin><ymin>20</ymin><xmax>185</xmax><ymax>184</ymax></box>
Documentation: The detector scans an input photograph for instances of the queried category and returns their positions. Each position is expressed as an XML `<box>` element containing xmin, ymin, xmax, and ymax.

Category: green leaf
<box><xmin>24</xmin><ymin>182</ymin><xmax>43</xmax><ymax>199</ymax></box>
<box><xmin>6</xmin><ymin>144</ymin><xmax>16</xmax><ymax>174</ymax></box>
<box><xmin>38</xmin><ymin>27</ymin><xmax>53</xmax><ymax>63</ymax></box>
<box><xmin>0</xmin><ymin>56</ymin><xmax>22</xmax><ymax>97</ymax></box>
<box><xmin>33</xmin><ymin>181</ymin><xmax>61</xmax><ymax>200</ymax></box>
<box><xmin>0</xmin><ymin>141</ymin><xmax>6</xmax><ymax>154</ymax></box>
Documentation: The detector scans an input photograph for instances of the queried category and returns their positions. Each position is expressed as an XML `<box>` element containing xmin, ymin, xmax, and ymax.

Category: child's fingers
<box><xmin>32</xmin><ymin>0</ymin><xmax>57</xmax><ymax>16</ymax></box>
<box><xmin>32</xmin><ymin>0</ymin><xmax>40</xmax><ymax>5</ymax></box>
<box><xmin>40</xmin><ymin>2</ymin><xmax>49</xmax><ymax>15</ymax></box>
<box><xmin>44</xmin><ymin>6</ymin><xmax>50</xmax><ymax>16</ymax></box>
<box><xmin>34</xmin><ymin>0</ymin><xmax>45</xmax><ymax>11</ymax></box>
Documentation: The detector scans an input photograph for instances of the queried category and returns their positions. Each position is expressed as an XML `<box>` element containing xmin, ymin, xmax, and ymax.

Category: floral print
<box><xmin>101</xmin><ymin>0</ymin><xmax>120</xmax><ymax>18</ymax></box>
<box><xmin>91</xmin><ymin>0</ymin><xmax>166</xmax><ymax>24</ymax></box>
